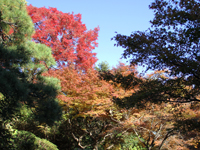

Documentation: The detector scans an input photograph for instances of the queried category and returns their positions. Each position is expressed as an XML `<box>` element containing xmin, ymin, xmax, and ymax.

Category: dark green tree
<box><xmin>113</xmin><ymin>0</ymin><xmax>200</xmax><ymax>106</ymax></box>
<box><xmin>0</xmin><ymin>0</ymin><xmax>62</xmax><ymax>148</ymax></box>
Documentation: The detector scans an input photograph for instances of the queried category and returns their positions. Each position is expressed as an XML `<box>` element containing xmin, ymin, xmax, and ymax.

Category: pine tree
<box><xmin>0</xmin><ymin>0</ymin><xmax>62</xmax><ymax>148</ymax></box>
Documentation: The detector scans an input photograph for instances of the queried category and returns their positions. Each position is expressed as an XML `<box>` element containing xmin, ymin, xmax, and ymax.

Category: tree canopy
<box><xmin>27</xmin><ymin>5</ymin><xmax>99</xmax><ymax>70</ymax></box>
<box><xmin>113</xmin><ymin>0</ymin><xmax>200</xmax><ymax>105</ymax></box>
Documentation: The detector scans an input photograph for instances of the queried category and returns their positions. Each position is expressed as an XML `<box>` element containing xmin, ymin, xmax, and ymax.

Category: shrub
<box><xmin>13</xmin><ymin>130</ymin><xmax>58</xmax><ymax>150</ymax></box>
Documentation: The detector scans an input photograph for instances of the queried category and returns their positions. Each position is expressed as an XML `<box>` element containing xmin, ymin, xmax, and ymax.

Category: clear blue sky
<box><xmin>27</xmin><ymin>0</ymin><xmax>154</xmax><ymax>69</ymax></box>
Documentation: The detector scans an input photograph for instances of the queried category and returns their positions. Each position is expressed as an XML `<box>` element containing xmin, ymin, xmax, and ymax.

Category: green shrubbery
<box><xmin>119</xmin><ymin>133</ymin><xmax>146</xmax><ymax>150</ymax></box>
<box><xmin>13</xmin><ymin>130</ymin><xmax>58</xmax><ymax>150</ymax></box>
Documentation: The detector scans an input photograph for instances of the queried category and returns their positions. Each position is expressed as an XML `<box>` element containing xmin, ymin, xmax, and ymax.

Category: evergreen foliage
<box><xmin>0</xmin><ymin>0</ymin><xmax>62</xmax><ymax>148</ymax></box>
<box><xmin>95</xmin><ymin>61</ymin><xmax>110</xmax><ymax>72</ymax></box>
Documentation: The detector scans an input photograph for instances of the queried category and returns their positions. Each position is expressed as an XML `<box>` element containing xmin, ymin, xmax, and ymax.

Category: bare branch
<box><xmin>106</xmin><ymin>144</ymin><xmax>114</xmax><ymax>149</ymax></box>
<box><xmin>150</xmin><ymin>123</ymin><xmax>163</xmax><ymax>148</ymax></box>
<box><xmin>99</xmin><ymin>133</ymin><xmax>113</xmax><ymax>144</ymax></box>
<box><xmin>72</xmin><ymin>133</ymin><xmax>91</xmax><ymax>149</ymax></box>
<box><xmin>159</xmin><ymin>129</ymin><xmax>175</xmax><ymax>150</ymax></box>
<box><xmin>133</xmin><ymin>128</ymin><xmax>147</xmax><ymax>147</ymax></box>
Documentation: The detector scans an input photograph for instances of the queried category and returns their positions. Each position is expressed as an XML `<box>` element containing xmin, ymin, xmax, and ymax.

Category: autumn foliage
<box><xmin>2</xmin><ymin>1</ymin><xmax>198</xmax><ymax>149</ymax></box>
<box><xmin>45</xmin><ymin>63</ymin><xmax>142</xmax><ymax>149</ymax></box>
<box><xmin>27</xmin><ymin>5</ymin><xmax>99</xmax><ymax>70</ymax></box>
<box><xmin>45</xmin><ymin>66</ymin><xmax>114</xmax><ymax>116</ymax></box>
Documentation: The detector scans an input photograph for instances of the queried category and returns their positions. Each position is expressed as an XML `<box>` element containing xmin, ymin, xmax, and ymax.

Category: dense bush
<box><xmin>120</xmin><ymin>133</ymin><xmax>146</xmax><ymax>150</ymax></box>
<box><xmin>13</xmin><ymin>130</ymin><xmax>58</xmax><ymax>150</ymax></box>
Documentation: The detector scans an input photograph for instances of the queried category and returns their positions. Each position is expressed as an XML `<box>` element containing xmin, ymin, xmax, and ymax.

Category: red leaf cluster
<box><xmin>27</xmin><ymin>5</ymin><xmax>99</xmax><ymax>70</ymax></box>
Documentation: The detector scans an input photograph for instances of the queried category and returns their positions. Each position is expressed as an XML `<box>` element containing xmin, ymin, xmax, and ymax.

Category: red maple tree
<box><xmin>27</xmin><ymin>5</ymin><xmax>99</xmax><ymax>70</ymax></box>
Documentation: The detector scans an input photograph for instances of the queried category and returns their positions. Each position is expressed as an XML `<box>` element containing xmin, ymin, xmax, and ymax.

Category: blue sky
<box><xmin>27</xmin><ymin>0</ymin><xmax>154</xmax><ymax>69</ymax></box>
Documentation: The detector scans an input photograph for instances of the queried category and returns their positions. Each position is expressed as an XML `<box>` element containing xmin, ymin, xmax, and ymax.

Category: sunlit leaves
<box><xmin>44</xmin><ymin>66</ymin><xmax>114</xmax><ymax>116</ymax></box>
<box><xmin>27</xmin><ymin>5</ymin><xmax>99</xmax><ymax>70</ymax></box>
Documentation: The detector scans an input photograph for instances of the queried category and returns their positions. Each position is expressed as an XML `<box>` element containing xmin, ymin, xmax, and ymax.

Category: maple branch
<box><xmin>147</xmin><ymin>117</ymin><xmax>155</xmax><ymax>145</ymax></box>
<box><xmin>133</xmin><ymin>128</ymin><xmax>148</xmax><ymax>148</ymax></box>
<box><xmin>158</xmin><ymin>129</ymin><xmax>176</xmax><ymax>150</ymax></box>
<box><xmin>167</xmin><ymin>97</ymin><xmax>200</xmax><ymax>103</ymax></box>
<box><xmin>171</xmin><ymin>60</ymin><xmax>200</xmax><ymax>80</ymax></box>
<box><xmin>150</xmin><ymin>123</ymin><xmax>163</xmax><ymax>148</ymax></box>
<box><xmin>97</xmin><ymin>132</ymin><xmax>113</xmax><ymax>148</ymax></box>
<box><xmin>106</xmin><ymin>144</ymin><xmax>114</xmax><ymax>149</ymax></box>
<box><xmin>72</xmin><ymin>133</ymin><xmax>91</xmax><ymax>149</ymax></box>
<box><xmin>110</xmin><ymin>116</ymin><xmax>124</xmax><ymax>124</ymax></box>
